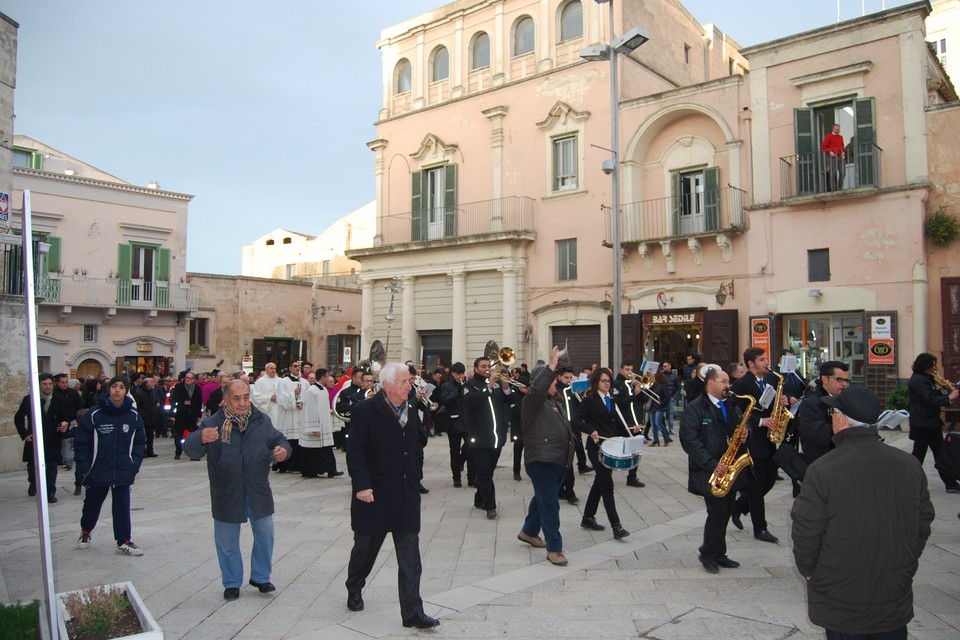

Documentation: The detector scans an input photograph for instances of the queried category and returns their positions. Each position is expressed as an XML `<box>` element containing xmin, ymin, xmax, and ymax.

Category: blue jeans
<box><xmin>666</xmin><ymin>399</ymin><xmax>676</xmax><ymax>432</ymax></box>
<box><xmin>650</xmin><ymin>410</ymin><xmax>669</xmax><ymax>443</ymax></box>
<box><xmin>522</xmin><ymin>461</ymin><xmax>568</xmax><ymax>552</ymax></box>
<box><xmin>213</xmin><ymin>500</ymin><xmax>274</xmax><ymax>589</ymax></box>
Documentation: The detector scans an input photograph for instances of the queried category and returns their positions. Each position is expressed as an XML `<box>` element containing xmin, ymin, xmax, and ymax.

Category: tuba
<box><xmin>766</xmin><ymin>370</ymin><xmax>793</xmax><ymax>445</ymax></box>
<box><xmin>709</xmin><ymin>391</ymin><xmax>755</xmax><ymax>498</ymax></box>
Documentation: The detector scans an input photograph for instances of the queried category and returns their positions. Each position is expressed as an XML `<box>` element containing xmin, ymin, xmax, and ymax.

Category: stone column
<box><xmin>483</xmin><ymin>106</ymin><xmax>508</xmax><ymax>231</ymax></box>
<box><xmin>367</xmin><ymin>139</ymin><xmax>388</xmax><ymax>247</ymax></box>
<box><xmin>451</xmin><ymin>270</ymin><xmax>466</xmax><ymax>363</ymax></box>
<box><xmin>501</xmin><ymin>267</ymin><xmax>519</xmax><ymax>349</ymax></box>
<box><xmin>361</xmin><ymin>279</ymin><xmax>374</xmax><ymax>357</ymax></box>
<box><xmin>401</xmin><ymin>276</ymin><xmax>416</xmax><ymax>364</ymax></box>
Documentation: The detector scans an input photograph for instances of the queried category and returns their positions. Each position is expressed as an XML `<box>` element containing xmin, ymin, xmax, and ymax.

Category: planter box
<box><xmin>57</xmin><ymin>581</ymin><xmax>163</xmax><ymax>640</ymax></box>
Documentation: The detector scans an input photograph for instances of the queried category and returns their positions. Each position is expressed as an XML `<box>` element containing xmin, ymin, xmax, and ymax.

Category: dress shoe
<box><xmin>754</xmin><ymin>529</ymin><xmax>779</xmax><ymax>543</ymax></box>
<box><xmin>546</xmin><ymin>550</ymin><xmax>568</xmax><ymax>566</ymax></box>
<box><xmin>578</xmin><ymin>465</ymin><xmax>594</xmax><ymax>475</ymax></box>
<box><xmin>47</xmin><ymin>496</ymin><xmax>58</xmax><ymax>504</ymax></box>
<box><xmin>517</xmin><ymin>530</ymin><xmax>547</xmax><ymax>548</ymax></box>
<box><xmin>580</xmin><ymin>517</ymin><xmax>605</xmax><ymax>531</ymax></box>
<box><xmin>566</xmin><ymin>494</ymin><xmax>580</xmax><ymax>505</ymax></box>
<box><xmin>145</xmin><ymin>453</ymin><xmax>159</xmax><ymax>458</ymax></box>
<box><xmin>175</xmin><ymin>453</ymin><xmax>181</xmax><ymax>460</ymax></box>
<box><xmin>418</xmin><ymin>484</ymin><xmax>430</xmax><ymax>494</ymax></box>
<box><xmin>467</xmin><ymin>480</ymin><xmax>477</xmax><ymax>488</ymax></box>
<box><xmin>649</xmin><ymin>441</ymin><xmax>660</xmax><ymax>447</ymax></box>
<box><xmin>347</xmin><ymin>592</ymin><xmax>364</xmax><ymax>611</ymax></box>
<box><xmin>224</xmin><ymin>588</ymin><xmax>240</xmax><ymax>600</ymax></box>
<box><xmin>248</xmin><ymin>579</ymin><xmax>276</xmax><ymax>593</ymax></box>
<box><xmin>513</xmin><ymin>471</ymin><xmax>522</xmax><ymax>481</ymax></box>
<box><xmin>402</xmin><ymin>613</ymin><xmax>440</xmax><ymax>629</ymax></box>
<box><xmin>63</xmin><ymin>464</ymin><xmax>72</xmax><ymax>470</ymax></box>
<box><xmin>716</xmin><ymin>556</ymin><xmax>740</xmax><ymax>569</ymax></box>
<box><xmin>946</xmin><ymin>485</ymin><xmax>960</xmax><ymax>494</ymax></box>
<box><xmin>28</xmin><ymin>485</ymin><xmax>36</xmax><ymax>497</ymax></box>
<box><xmin>612</xmin><ymin>524</ymin><xmax>630</xmax><ymax>539</ymax></box>
<box><xmin>328</xmin><ymin>471</ymin><xmax>345</xmax><ymax>478</ymax></box>
<box><xmin>486</xmin><ymin>508</ymin><xmax>498</xmax><ymax>520</ymax></box>
<box><xmin>73</xmin><ymin>485</ymin><xmax>82</xmax><ymax>496</ymax></box>
<box><xmin>698</xmin><ymin>555</ymin><xmax>719</xmax><ymax>574</ymax></box>
<box><xmin>730</xmin><ymin>509</ymin><xmax>744</xmax><ymax>530</ymax></box>
<box><xmin>453</xmin><ymin>479</ymin><xmax>462</xmax><ymax>488</ymax></box>
<box><xmin>626</xmin><ymin>478</ymin><xmax>645</xmax><ymax>488</ymax></box>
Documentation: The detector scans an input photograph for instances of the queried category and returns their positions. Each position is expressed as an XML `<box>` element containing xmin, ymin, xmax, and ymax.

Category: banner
<box><xmin>868</xmin><ymin>339</ymin><xmax>895</xmax><ymax>365</ymax></box>
<box><xmin>751</xmin><ymin>318</ymin><xmax>771</xmax><ymax>362</ymax></box>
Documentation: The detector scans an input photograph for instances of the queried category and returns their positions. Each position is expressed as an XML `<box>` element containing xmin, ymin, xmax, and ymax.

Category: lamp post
<box><xmin>581</xmin><ymin>0</ymin><xmax>648</xmax><ymax>370</ymax></box>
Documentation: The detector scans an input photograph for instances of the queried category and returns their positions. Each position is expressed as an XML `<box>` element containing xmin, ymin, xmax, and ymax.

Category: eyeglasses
<box><xmin>829</xmin><ymin>376</ymin><xmax>851</xmax><ymax>384</ymax></box>
<box><xmin>598</xmin><ymin>378</ymin><xmax>612</xmax><ymax>384</ymax></box>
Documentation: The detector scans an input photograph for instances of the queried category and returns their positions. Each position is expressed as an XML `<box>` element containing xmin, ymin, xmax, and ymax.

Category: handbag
<box><xmin>935</xmin><ymin>430</ymin><xmax>960</xmax><ymax>483</ymax></box>
<box><xmin>773</xmin><ymin>441</ymin><xmax>808</xmax><ymax>483</ymax></box>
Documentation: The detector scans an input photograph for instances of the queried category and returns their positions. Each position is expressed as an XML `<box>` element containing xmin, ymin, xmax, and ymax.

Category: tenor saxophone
<box><xmin>766</xmin><ymin>370</ymin><xmax>793</xmax><ymax>445</ymax></box>
<box><xmin>708</xmin><ymin>391</ymin><xmax>755</xmax><ymax>498</ymax></box>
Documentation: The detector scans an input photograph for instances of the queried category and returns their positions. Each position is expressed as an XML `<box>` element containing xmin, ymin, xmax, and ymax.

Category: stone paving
<box><xmin>1</xmin><ymin>430</ymin><xmax>958</xmax><ymax>639</ymax></box>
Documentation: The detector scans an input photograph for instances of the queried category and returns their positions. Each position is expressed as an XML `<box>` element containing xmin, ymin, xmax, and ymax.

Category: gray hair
<box><xmin>225</xmin><ymin>379</ymin><xmax>250</xmax><ymax>395</ymax></box>
<box><xmin>379</xmin><ymin>362</ymin><xmax>408</xmax><ymax>386</ymax></box>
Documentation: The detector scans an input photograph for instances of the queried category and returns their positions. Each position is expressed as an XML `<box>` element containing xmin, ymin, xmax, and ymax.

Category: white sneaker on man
<box><xmin>116</xmin><ymin>540</ymin><xmax>143</xmax><ymax>556</ymax></box>
<box><xmin>77</xmin><ymin>532</ymin><xmax>91</xmax><ymax>550</ymax></box>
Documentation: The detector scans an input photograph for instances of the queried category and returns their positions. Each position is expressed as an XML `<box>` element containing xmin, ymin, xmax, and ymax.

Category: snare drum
<box><xmin>599</xmin><ymin>437</ymin><xmax>641</xmax><ymax>470</ymax></box>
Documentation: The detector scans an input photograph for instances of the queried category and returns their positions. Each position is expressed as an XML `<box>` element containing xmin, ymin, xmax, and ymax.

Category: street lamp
<box><xmin>581</xmin><ymin>0</ymin><xmax>649</xmax><ymax>370</ymax></box>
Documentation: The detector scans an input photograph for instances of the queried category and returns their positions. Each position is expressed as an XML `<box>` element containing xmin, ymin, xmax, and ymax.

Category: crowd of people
<box><xmin>12</xmin><ymin>345</ymin><xmax>957</xmax><ymax>636</ymax></box>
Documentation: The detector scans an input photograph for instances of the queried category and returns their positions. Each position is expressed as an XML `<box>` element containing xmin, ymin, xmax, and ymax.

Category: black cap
<box><xmin>821</xmin><ymin>386</ymin><xmax>881</xmax><ymax>425</ymax></box>
<box><xmin>106</xmin><ymin>375</ymin><xmax>130</xmax><ymax>392</ymax></box>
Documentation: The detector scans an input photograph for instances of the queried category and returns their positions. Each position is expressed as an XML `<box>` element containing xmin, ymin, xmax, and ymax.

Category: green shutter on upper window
<box><xmin>117</xmin><ymin>243</ymin><xmax>132</xmax><ymax>306</ymax></box>
<box><xmin>411</xmin><ymin>170</ymin><xmax>424</xmax><ymax>242</ymax></box>
<box><xmin>670</xmin><ymin>172</ymin><xmax>681</xmax><ymax>236</ymax></box>
<box><xmin>704</xmin><ymin>167</ymin><xmax>720</xmax><ymax>231</ymax></box>
<box><xmin>854</xmin><ymin>98</ymin><xmax>877</xmax><ymax>187</ymax></box>
<box><xmin>156</xmin><ymin>247</ymin><xmax>171</xmax><ymax>281</ymax></box>
<box><xmin>443</xmin><ymin>164</ymin><xmax>457</xmax><ymax>238</ymax></box>
<box><xmin>46</xmin><ymin>236</ymin><xmax>61</xmax><ymax>273</ymax></box>
<box><xmin>794</xmin><ymin>107</ymin><xmax>817</xmax><ymax>195</ymax></box>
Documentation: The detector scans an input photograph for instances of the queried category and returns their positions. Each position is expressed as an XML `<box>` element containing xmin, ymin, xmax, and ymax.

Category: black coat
<box><xmin>14</xmin><ymin>393</ymin><xmax>72</xmax><ymax>463</ymax></box>
<box><xmin>462</xmin><ymin>373</ymin><xmax>510</xmax><ymax>449</ymax></box>
<box><xmin>346</xmin><ymin>393</ymin><xmax>422</xmax><ymax>535</ymax></box>
<box><xmin>907</xmin><ymin>372</ymin><xmax>950</xmax><ymax>430</ymax></box>
<box><xmin>170</xmin><ymin>383</ymin><xmax>203</xmax><ymax>431</ymax></box>
<box><xmin>206</xmin><ymin>387</ymin><xmax>224</xmax><ymax>416</ymax></box>
<box><xmin>520</xmin><ymin>366</ymin><xmax>576</xmax><ymax>468</ymax></box>
<box><xmin>613</xmin><ymin>374</ymin><xmax>645</xmax><ymax>426</ymax></box>
<box><xmin>679</xmin><ymin>392</ymin><xmax>743</xmax><ymax>496</ymax></box>
<box><xmin>134</xmin><ymin>386</ymin><xmax>159</xmax><ymax>429</ymax></box>
<box><xmin>440</xmin><ymin>377</ymin><xmax>467</xmax><ymax>434</ymax></box>
<box><xmin>573</xmin><ymin>392</ymin><xmax>628</xmax><ymax>453</ymax></box>
<box><xmin>731</xmin><ymin>372</ymin><xmax>777</xmax><ymax>459</ymax></box>
<box><xmin>795</xmin><ymin>384</ymin><xmax>834</xmax><ymax>465</ymax></box>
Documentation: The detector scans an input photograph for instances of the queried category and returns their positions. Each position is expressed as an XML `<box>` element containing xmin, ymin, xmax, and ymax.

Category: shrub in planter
<box><xmin>0</xmin><ymin>599</ymin><xmax>40</xmax><ymax>640</ymax></box>
<box><xmin>887</xmin><ymin>386</ymin><xmax>909</xmax><ymax>411</ymax></box>
<box><xmin>57</xmin><ymin>582</ymin><xmax>161</xmax><ymax>640</ymax></box>
<box><xmin>925</xmin><ymin>206</ymin><xmax>960</xmax><ymax>248</ymax></box>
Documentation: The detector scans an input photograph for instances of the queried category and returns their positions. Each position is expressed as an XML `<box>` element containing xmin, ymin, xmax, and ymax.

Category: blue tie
<box><xmin>605</xmin><ymin>396</ymin><xmax>612</xmax><ymax>412</ymax></box>
<box><xmin>719</xmin><ymin>401</ymin><xmax>728</xmax><ymax>422</ymax></box>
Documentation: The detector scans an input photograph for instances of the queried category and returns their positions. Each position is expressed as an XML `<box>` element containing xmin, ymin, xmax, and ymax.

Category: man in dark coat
<box><xmin>612</xmin><ymin>360</ymin><xmax>646</xmax><ymax>487</ymax></box>
<box><xmin>133</xmin><ymin>375</ymin><xmax>161</xmax><ymax>458</ymax></box>
<box><xmin>14</xmin><ymin>373</ymin><xmax>72</xmax><ymax>502</ymax></box>
<box><xmin>170</xmin><ymin>370</ymin><xmax>203</xmax><ymax>459</ymax></box>
<box><xmin>679</xmin><ymin>366</ymin><xmax>746</xmax><ymax>574</ymax></box>
<box><xmin>462</xmin><ymin>356</ymin><xmax>513</xmax><ymax>519</ymax></box>
<box><xmin>344</xmin><ymin>362</ymin><xmax>439</xmax><ymax>629</ymax></box>
<box><xmin>795</xmin><ymin>361</ymin><xmax>850</xmax><ymax>466</ymax></box>
<box><xmin>441</xmin><ymin>362</ymin><xmax>471</xmax><ymax>487</ymax></box>
<box><xmin>907</xmin><ymin>352</ymin><xmax>960</xmax><ymax>493</ymax></box>
<box><xmin>792</xmin><ymin>386</ymin><xmax>934</xmax><ymax>638</ymax></box>
<box><xmin>183</xmin><ymin>380</ymin><xmax>291</xmax><ymax>601</ymax></box>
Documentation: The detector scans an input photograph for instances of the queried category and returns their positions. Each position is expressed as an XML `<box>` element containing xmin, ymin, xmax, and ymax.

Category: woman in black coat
<box><xmin>572</xmin><ymin>367</ymin><xmax>634</xmax><ymax>540</ymax></box>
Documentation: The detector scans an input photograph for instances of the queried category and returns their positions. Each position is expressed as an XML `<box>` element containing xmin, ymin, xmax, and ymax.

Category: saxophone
<box><xmin>766</xmin><ymin>370</ymin><xmax>793</xmax><ymax>445</ymax></box>
<box><xmin>708</xmin><ymin>391</ymin><xmax>755</xmax><ymax>498</ymax></box>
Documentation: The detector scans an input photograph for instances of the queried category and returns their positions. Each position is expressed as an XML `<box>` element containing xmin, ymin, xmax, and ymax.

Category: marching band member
<box><xmin>462</xmin><ymin>355</ymin><xmax>512</xmax><ymax>520</ymax></box>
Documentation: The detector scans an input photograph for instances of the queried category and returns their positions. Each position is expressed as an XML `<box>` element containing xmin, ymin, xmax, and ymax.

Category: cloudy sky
<box><xmin>1</xmin><ymin>0</ymin><xmax>907</xmax><ymax>274</ymax></box>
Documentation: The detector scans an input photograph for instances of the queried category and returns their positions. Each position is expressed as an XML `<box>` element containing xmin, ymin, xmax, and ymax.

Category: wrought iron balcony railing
<box><xmin>779</xmin><ymin>142</ymin><xmax>882</xmax><ymax>199</ymax></box>
<box><xmin>609</xmin><ymin>186</ymin><xmax>748</xmax><ymax>245</ymax></box>
<box><xmin>376</xmin><ymin>196</ymin><xmax>535</xmax><ymax>247</ymax></box>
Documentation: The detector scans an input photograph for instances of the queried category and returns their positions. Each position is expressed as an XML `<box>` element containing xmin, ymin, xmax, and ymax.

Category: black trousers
<box><xmin>699</xmin><ymin>491</ymin><xmax>736</xmax><ymax>560</ymax></box>
<box><xmin>910</xmin><ymin>428</ymin><xmax>959</xmax><ymax>488</ymax></box>
<box><xmin>583</xmin><ymin>445</ymin><xmax>620</xmax><ymax>525</ymax></box>
<box><xmin>346</xmin><ymin>531</ymin><xmax>424</xmax><ymax>620</ymax></box>
<box><xmin>472</xmin><ymin>447</ymin><xmax>499</xmax><ymax>510</ymax></box>
<box><xmin>26</xmin><ymin>449</ymin><xmax>58</xmax><ymax>498</ymax></box>
<box><xmin>560</xmin><ymin>465</ymin><xmax>577</xmax><ymax>499</ymax></box>
<box><xmin>736</xmin><ymin>457</ymin><xmax>776</xmax><ymax>532</ymax></box>
<box><xmin>824</xmin><ymin>627</ymin><xmax>906</xmax><ymax>640</ymax></box>
<box><xmin>446</xmin><ymin>430</ymin><xmax>470</xmax><ymax>482</ymax></box>
<box><xmin>277</xmin><ymin>439</ymin><xmax>300</xmax><ymax>473</ymax></box>
<box><xmin>513</xmin><ymin>439</ymin><xmax>524</xmax><ymax>474</ymax></box>
<box><xmin>572</xmin><ymin>429</ymin><xmax>588</xmax><ymax>470</ymax></box>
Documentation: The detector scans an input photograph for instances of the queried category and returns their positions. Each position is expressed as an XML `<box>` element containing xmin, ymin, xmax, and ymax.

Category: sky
<box><xmin>1</xmin><ymin>0</ymin><xmax>911</xmax><ymax>275</ymax></box>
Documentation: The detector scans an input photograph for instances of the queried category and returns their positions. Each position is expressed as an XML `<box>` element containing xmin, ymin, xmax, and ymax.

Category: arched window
<box><xmin>395</xmin><ymin>59</ymin><xmax>412</xmax><ymax>94</ymax></box>
<box><xmin>559</xmin><ymin>1</ymin><xmax>583</xmax><ymax>41</ymax></box>
<box><xmin>266</xmin><ymin>239</ymin><xmax>275</xmax><ymax>246</ymax></box>
<box><xmin>282</xmin><ymin>237</ymin><xmax>292</xmax><ymax>245</ymax></box>
<box><xmin>513</xmin><ymin>16</ymin><xmax>535</xmax><ymax>56</ymax></box>
<box><xmin>470</xmin><ymin>32</ymin><xmax>490</xmax><ymax>70</ymax></box>
<box><xmin>430</xmin><ymin>46</ymin><xmax>449</xmax><ymax>82</ymax></box>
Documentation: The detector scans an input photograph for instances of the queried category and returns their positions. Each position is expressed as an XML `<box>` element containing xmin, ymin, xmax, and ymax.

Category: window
<box><xmin>553</xmin><ymin>135</ymin><xmax>578</xmax><ymax>191</ymax></box>
<box><xmin>430</xmin><ymin>46</ymin><xmax>449</xmax><ymax>82</ymax></box>
<box><xmin>285</xmin><ymin>263</ymin><xmax>297</xmax><ymax>279</ymax></box>
<box><xmin>793</xmin><ymin>98</ymin><xmax>876</xmax><ymax>196</ymax></box>
<box><xmin>116</xmin><ymin>243</ymin><xmax>169</xmax><ymax>306</ymax></box>
<box><xmin>395</xmin><ymin>59</ymin><xmax>412</xmax><ymax>94</ymax></box>
<box><xmin>671</xmin><ymin>167</ymin><xmax>720</xmax><ymax>235</ymax></box>
<box><xmin>684</xmin><ymin>44</ymin><xmax>691</xmax><ymax>64</ymax></box>
<box><xmin>470</xmin><ymin>32</ymin><xmax>490</xmax><ymax>70</ymax></box>
<box><xmin>282</xmin><ymin>237</ymin><xmax>292</xmax><ymax>244</ymax></box>
<box><xmin>189</xmin><ymin>318</ymin><xmax>208</xmax><ymax>348</ymax></box>
<box><xmin>557</xmin><ymin>239</ymin><xmax>577</xmax><ymax>281</ymax></box>
<box><xmin>559</xmin><ymin>1</ymin><xmax>583</xmax><ymax>41</ymax></box>
<box><xmin>266</xmin><ymin>239</ymin><xmax>275</xmax><ymax>246</ymax></box>
<box><xmin>322</xmin><ymin>260</ymin><xmax>331</xmax><ymax>277</ymax></box>
<box><xmin>513</xmin><ymin>16</ymin><xmax>535</xmax><ymax>56</ymax></box>
<box><xmin>808</xmin><ymin>249</ymin><xmax>830</xmax><ymax>282</ymax></box>
<box><xmin>411</xmin><ymin>164</ymin><xmax>458</xmax><ymax>241</ymax></box>
<box><xmin>82</xmin><ymin>325</ymin><xmax>98</xmax><ymax>344</ymax></box>
<box><xmin>13</xmin><ymin>149</ymin><xmax>33</xmax><ymax>168</ymax></box>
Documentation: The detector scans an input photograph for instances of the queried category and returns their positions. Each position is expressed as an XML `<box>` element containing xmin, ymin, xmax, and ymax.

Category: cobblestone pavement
<box><xmin>1</xmin><ymin>430</ymin><xmax>958</xmax><ymax>639</ymax></box>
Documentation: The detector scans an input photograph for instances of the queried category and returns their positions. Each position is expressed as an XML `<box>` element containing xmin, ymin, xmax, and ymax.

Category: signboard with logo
<box><xmin>871</xmin><ymin>316</ymin><xmax>892</xmax><ymax>339</ymax></box>
<box><xmin>642</xmin><ymin>312</ymin><xmax>702</xmax><ymax>328</ymax></box>
<box><xmin>751</xmin><ymin>318</ymin><xmax>771</xmax><ymax>362</ymax></box>
<box><xmin>868</xmin><ymin>339</ymin><xmax>895</xmax><ymax>365</ymax></box>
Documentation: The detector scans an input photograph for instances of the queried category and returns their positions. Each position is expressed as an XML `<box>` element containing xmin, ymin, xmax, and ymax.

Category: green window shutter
<box><xmin>854</xmin><ymin>98</ymin><xmax>877</xmax><ymax>187</ymax></box>
<box><xmin>117</xmin><ymin>243</ymin><xmax>132</xmax><ymax>306</ymax></box>
<box><xmin>156</xmin><ymin>247</ymin><xmax>171</xmax><ymax>281</ymax></box>
<box><xmin>670</xmin><ymin>172</ymin><xmax>681</xmax><ymax>236</ymax></box>
<box><xmin>794</xmin><ymin>107</ymin><xmax>817</xmax><ymax>195</ymax></box>
<box><xmin>703</xmin><ymin>167</ymin><xmax>720</xmax><ymax>231</ymax></box>
<box><xmin>411</xmin><ymin>170</ymin><xmax>424</xmax><ymax>242</ymax></box>
<box><xmin>47</xmin><ymin>236</ymin><xmax>61</xmax><ymax>272</ymax></box>
<box><xmin>327</xmin><ymin>335</ymin><xmax>340</xmax><ymax>372</ymax></box>
<box><xmin>443</xmin><ymin>164</ymin><xmax>457</xmax><ymax>238</ymax></box>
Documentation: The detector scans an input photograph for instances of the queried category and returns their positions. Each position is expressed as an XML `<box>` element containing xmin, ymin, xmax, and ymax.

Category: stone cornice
<box><xmin>13</xmin><ymin>167</ymin><xmax>194</xmax><ymax>201</ymax></box>
<box><xmin>113</xmin><ymin>335</ymin><xmax>176</xmax><ymax>347</ymax></box>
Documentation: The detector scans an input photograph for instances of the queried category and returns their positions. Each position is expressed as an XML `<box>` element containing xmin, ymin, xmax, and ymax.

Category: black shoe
<box><xmin>649</xmin><ymin>441</ymin><xmax>660</xmax><ymax>447</ymax></box>
<box><xmin>224</xmin><ymin>588</ymin><xmax>240</xmax><ymax>600</ymax></box>
<box><xmin>486</xmin><ymin>508</ymin><xmax>498</xmax><ymax>520</ymax></box>
<box><xmin>946</xmin><ymin>485</ymin><xmax>960</xmax><ymax>494</ymax></box>
<box><xmin>730</xmin><ymin>510</ymin><xmax>743</xmax><ymax>531</ymax></box>
<box><xmin>626</xmin><ymin>478</ymin><xmax>645</xmax><ymax>488</ymax></box>
<box><xmin>612</xmin><ymin>524</ymin><xmax>630</xmax><ymax>539</ymax></box>
<box><xmin>566</xmin><ymin>494</ymin><xmax>580</xmax><ymax>505</ymax></box>
<box><xmin>47</xmin><ymin>496</ymin><xmax>58</xmax><ymax>504</ymax></box>
<box><xmin>698</xmin><ymin>555</ymin><xmax>719</xmax><ymax>574</ymax></box>
<box><xmin>754</xmin><ymin>529</ymin><xmax>779</xmax><ymax>543</ymax></box>
<box><xmin>347</xmin><ymin>592</ymin><xmax>364</xmax><ymax>611</ymax></box>
<box><xmin>28</xmin><ymin>485</ymin><xmax>36</xmax><ymax>497</ymax></box>
<box><xmin>453</xmin><ymin>479</ymin><xmax>462</xmax><ymax>488</ymax></box>
<box><xmin>580</xmin><ymin>517</ymin><xmax>605</xmax><ymax>531</ymax></box>
<box><xmin>73</xmin><ymin>485</ymin><xmax>82</xmax><ymax>496</ymax></box>
<box><xmin>513</xmin><ymin>472</ymin><xmax>522</xmax><ymax>481</ymax></box>
<box><xmin>175</xmin><ymin>453</ymin><xmax>181</xmax><ymax>460</ymax></box>
<box><xmin>145</xmin><ymin>453</ymin><xmax>159</xmax><ymax>458</ymax></box>
<box><xmin>402</xmin><ymin>613</ymin><xmax>441</xmax><ymax>629</ymax></box>
<box><xmin>578</xmin><ymin>465</ymin><xmax>594</xmax><ymax>475</ymax></box>
<box><xmin>468</xmin><ymin>481</ymin><xmax>477</xmax><ymax>488</ymax></box>
<box><xmin>328</xmin><ymin>471</ymin><xmax>345</xmax><ymax>478</ymax></box>
<box><xmin>418</xmin><ymin>484</ymin><xmax>430</xmax><ymax>494</ymax></box>
<box><xmin>716</xmin><ymin>556</ymin><xmax>740</xmax><ymax>569</ymax></box>
<box><xmin>775</xmin><ymin>474</ymin><xmax>785</xmax><ymax>481</ymax></box>
<box><xmin>248</xmin><ymin>579</ymin><xmax>276</xmax><ymax>593</ymax></box>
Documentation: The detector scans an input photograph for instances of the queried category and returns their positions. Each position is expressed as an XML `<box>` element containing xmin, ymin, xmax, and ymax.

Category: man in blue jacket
<box><xmin>74</xmin><ymin>375</ymin><xmax>146</xmax><ymax>555</ymax></box>
<box><xmin>184</xmin><ymin>380</ymin><xmax>291</xmax><ymax>601</ymax></box>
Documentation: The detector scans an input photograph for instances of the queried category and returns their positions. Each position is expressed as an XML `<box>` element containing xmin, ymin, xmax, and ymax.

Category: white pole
<box><xmin>23</xmin><ymin>189</ymin><xmax>60</xmax><ymax>639</ymax></box>
<box><xmin>609</xmin><ymin>0</ymin><xmax>623</xmax><ymax>371</ymax></box>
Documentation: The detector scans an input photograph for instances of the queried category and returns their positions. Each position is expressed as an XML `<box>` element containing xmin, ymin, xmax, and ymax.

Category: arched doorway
<box><xmin>76</xmin><ymin>358</ymin><xmax>103</xmax><ymax>380</ymax></box>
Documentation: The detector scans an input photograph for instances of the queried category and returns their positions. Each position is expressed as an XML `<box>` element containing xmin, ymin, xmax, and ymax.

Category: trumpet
<box><xmin>627</xmin><ymin>372</ymin><xmax>661</xmax><ymax>404</ymax></box>
<box><xmin>485</xmin><ymin>345</ymin><xmax>517</xmax><ymax>385</ymax></box>
<box><xmin>412</xmin><ymin>377</ymin><xmax>439</xmax><ymax>411</ymax></box>
<box><xmin>933</xmin><ymin>368</ymin><xmax>958</xmax><ymax>393</ymax></box>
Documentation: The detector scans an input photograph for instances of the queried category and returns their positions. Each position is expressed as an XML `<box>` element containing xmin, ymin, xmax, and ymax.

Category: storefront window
<box><xmin>785</xmin><ymin>313</ymin><xmax>863</xmax><ymax>383</ymax></box>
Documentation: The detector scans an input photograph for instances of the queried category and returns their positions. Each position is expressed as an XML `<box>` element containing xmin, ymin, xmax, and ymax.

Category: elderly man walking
<box><xmin>184</xmin><ymin>380</ymin><xmax>291</xmax><ymax>601</ymax></box>
<box><xmin>344</xmin><ymin>362</ymin><xmax>440</xmax><ymax>629</ymax></box>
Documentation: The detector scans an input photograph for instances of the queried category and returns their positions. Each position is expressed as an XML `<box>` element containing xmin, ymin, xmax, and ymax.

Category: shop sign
<box><xmin>135</xmin><ymin>341</ymin><xmax>153</xmax><ymax>353</ymax></box>
<box><xmin>343</xmin><ymin>346</ymin><xmax>352</xmax><ymax>364</ymax></box>
<box><xmin>645</xmin><ymin>312</ymin><xmax>702</xmax><ymax>326</ymax></box>
<box><xmin>751</xmin><ymin>318</ymin><xmax>771</xmax><ymax>362</ymax></box>
<box><xmin>871</xmin><ymin>316</ymin><xmax>892</xmax><ymax>339</ymax></box>
<box><xmin>242</xmin><ymin>355</ymin><xmax>253</xmax><ymax>374</ymax></box>
<box><xmin>868</xmin><ymin>339</ymin><xmax>895</xmax><ymax>365</ymax></box>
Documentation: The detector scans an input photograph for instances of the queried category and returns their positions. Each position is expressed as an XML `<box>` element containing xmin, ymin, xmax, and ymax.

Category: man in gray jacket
<box><xmin>517</xmin><ymin>346</ymin><xmax>576</xmax><ymax>566</ymax></box>
<box><xmin>791</xmin><ymin>386</ymin><xmax>934</xmax><ymax>639</ymax></box>
<box><xmin>184</xmin><ymin>380</ymin><xmax>291</xmax><ymax>601</ymax></box>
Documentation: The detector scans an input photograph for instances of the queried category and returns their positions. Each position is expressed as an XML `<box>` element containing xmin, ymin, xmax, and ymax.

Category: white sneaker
<box><xmin>116</xmin><ymin>540</ymin><xmax>143</xmax><ymax>556</ymax></box>
<box><xmin>77</xmin><ymin>533</ymin><xmax>91</xmax><ymax>550</ymax></box>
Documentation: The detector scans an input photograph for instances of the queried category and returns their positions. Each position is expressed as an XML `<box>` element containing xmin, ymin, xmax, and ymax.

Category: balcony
<box><xmin>375</xmin><ymin>196</ymin><xmax>536</xmax><ymax>248</ymax></box>
<box><xmin>779</xmin><ymin>142</ymin><xmax>882</xmax><ymax>199</ymax></box>
<box><xmin>609</xmin><ymin>187</ymin><xmax>748</xmax><ymax>245</ymax></box>
<box><xmin>36</xmin><ymin>275</ymin><xmax>198</xmax><ymax>311</ymax></box>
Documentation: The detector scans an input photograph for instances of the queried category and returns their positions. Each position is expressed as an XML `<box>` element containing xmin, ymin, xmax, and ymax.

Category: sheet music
<box><xmin>626</xmin><ymin>436</ymin><xmax>645</xmax><ymax>455</ymax></box>
<box><xmin>640</xmin><ymin>360</ymin><xmax>660</xmax><ymax>376</ymax></box>
<box><xmin>877</xmin><ymin>409</ymin><xmax>909</xmax><ymax>430</ymax></box>
<box><xmin>779</xmin><ymin>354</ymin><xmax>798</xmax><ymax>374</ymax></box>
<box><xmin>759</xmin><ymin>385</ymin><xmax>777</xmax><ymax>409</ymax></box>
